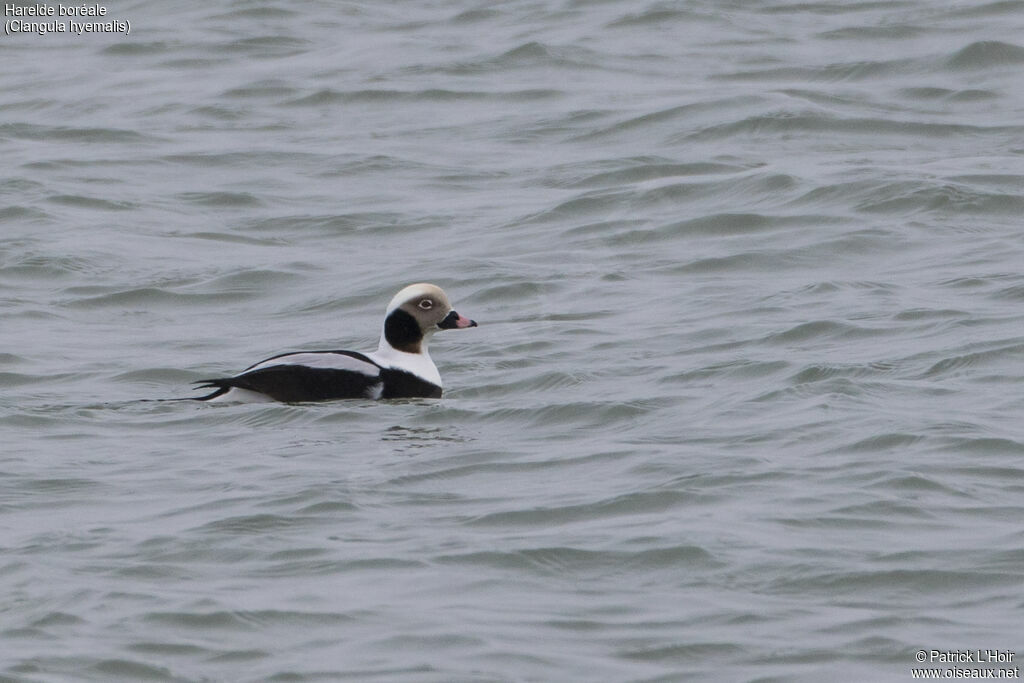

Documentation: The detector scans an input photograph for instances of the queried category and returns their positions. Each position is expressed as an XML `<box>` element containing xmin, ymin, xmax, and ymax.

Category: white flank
<box><xmin>244</xmin><ymin>352</ymin><xmax>380</xmax><ymax>376</ymax></box>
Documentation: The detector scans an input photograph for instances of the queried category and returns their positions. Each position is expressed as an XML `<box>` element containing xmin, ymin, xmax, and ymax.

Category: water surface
<box><xmin>2</xmin><ymin>1</ymin><xmax>1024</xmax><ymax>681</ymax></box>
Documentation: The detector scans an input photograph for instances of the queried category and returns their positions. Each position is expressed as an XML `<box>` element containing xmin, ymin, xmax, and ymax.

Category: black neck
<box><xmin>384</xmin><ymin>309</ymin><xmax>423</xmax><ymax>353</ymax></box>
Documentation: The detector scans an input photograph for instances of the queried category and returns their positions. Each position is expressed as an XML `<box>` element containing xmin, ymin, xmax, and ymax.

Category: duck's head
<box><xmin>382</xmin><ymin>283</ymin><xmax>477</xmax><ymax>354</ymax></box>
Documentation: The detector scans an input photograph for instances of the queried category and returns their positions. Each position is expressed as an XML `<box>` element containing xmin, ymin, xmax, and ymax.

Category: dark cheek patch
<box><xmin>384</xmin><ymin>308</ymin><xmax>423</xmax><ymax>353</ymax></box>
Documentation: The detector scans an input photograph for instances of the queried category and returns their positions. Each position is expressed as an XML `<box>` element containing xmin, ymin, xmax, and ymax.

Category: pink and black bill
<box><xmin>438</xmin><ymin>310</ymin><xmax>477</xmax><ymax>330</ymax></box>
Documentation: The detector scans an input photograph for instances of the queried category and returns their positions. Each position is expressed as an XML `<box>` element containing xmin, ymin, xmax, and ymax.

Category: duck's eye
<box><xmin>418</xmin><ymin>299</ymin><xmax>433</xmax><ymax>310</ymax></box>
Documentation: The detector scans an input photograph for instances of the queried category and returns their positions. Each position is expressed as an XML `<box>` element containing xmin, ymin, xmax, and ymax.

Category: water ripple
<box><xmin>4</xmin><ymin>0</ymin><xmax>1024</xmax><ymax>680</ymax></box>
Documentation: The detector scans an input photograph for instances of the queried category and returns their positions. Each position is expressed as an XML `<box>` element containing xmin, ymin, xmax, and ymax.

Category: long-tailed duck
<box><xmin>193</xmin><ymin>283</ymin><xmax>476</xmax><ymax>402</ymax></box>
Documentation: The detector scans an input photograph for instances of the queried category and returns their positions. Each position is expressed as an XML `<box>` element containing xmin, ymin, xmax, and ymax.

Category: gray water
<box><xmin>3</xmin><ymin>1</ymin><xmax>1024</xmax><ymax>681</ymax></box>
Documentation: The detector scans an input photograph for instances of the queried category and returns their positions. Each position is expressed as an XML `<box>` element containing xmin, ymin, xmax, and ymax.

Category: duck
<box><xmin>193</xmin><ymin>283</ymin><xmax>477</xmax><ymax>402</ymax></box>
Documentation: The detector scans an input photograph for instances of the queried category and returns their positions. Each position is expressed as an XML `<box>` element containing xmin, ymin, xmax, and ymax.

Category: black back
<box><xmin>195</xmin><ymin>348</ymin><xmax>443</xmax><ymax>402</ymax></box>
<box><xmin>225</xmin><ymin>365</ymin><xmax>381</xmax><ymax>402</ymax></box>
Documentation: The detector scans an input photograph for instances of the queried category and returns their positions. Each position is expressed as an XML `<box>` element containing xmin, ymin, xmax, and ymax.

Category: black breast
<box><xmin>380</xmin><ymin>368</ymin><xmax>442</xmax><ymax>399</ymax></box>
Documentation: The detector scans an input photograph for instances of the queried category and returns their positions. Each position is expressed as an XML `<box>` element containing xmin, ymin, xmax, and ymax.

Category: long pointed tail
<box><xmin>191</xmin><ymin>379</ymin><xmax>232</xmax><ymax>401</ymax></box>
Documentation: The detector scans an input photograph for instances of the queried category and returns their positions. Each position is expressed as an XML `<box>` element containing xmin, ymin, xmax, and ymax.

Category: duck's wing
<box><xmin>195</xmin><ymin>350</ymin><xmax>383</xmax><ymax>402</ymax></box>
